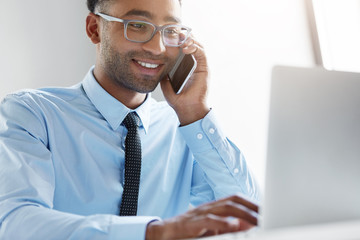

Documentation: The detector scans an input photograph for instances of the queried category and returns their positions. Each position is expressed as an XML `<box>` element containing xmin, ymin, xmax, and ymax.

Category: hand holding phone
<box><xmin>168</xmin><ymin>50</ymin><xmax>197</xmax><ymax>94</ymax></box>
<box><xmin>161</xmin><ymin>38</ymin><xmax>210</xmax><ymax>126</ymax></box>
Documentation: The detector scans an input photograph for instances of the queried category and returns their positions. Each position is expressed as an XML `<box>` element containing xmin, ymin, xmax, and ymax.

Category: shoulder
<box><xmin>0</xmin><ymin>84</ymin><xmax>90</xmax><ymax>127</ymax></box>
<box><xmin>1</xmin><ymin>83</ymin><xmax>84</xmax><ymax>109</ymax></box>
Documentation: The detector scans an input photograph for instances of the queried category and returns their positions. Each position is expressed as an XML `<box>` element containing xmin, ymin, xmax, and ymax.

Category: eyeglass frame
<box><xmin>95</xmin><ymin>12</ymin><xmax>192</xmax><ymax>47</ymax></box>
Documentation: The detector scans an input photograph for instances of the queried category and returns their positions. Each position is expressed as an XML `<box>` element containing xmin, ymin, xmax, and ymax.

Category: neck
<box><xmin>93</xmin><ymin>65</ymin><xmax>147</xmax><ymax>110</ymax></box>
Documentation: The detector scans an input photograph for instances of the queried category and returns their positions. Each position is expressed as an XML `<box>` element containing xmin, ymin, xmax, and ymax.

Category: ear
<box><xmin>86</xmin><ymin>13</ymin><xmax>101</xmax><ymax>44</ymax></box>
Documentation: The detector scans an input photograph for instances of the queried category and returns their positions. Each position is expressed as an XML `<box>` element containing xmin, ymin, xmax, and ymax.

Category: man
<box><xmin>0</xmin><ymin>0</ymin><xmax>260</xmax><ymax>239</ymax></box>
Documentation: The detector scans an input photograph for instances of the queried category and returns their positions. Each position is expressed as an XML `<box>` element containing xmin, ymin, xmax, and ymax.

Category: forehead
<box><xmin>109</xmin><ymin>0</ymin><xmax>182</xmax><ymax>23</ymax></box>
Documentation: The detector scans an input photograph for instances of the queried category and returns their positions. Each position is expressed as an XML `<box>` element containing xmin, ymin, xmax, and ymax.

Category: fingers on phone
<box><xmin>181</xmin><ymin>37</ymin><xmax>203</xmax><ymax>55</ymax></box>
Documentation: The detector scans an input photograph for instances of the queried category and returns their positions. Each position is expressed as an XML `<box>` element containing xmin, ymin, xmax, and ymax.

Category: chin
<box><xmin>134</xmin><ymin>78</ymin><xmax>161</xmax><ymax>93</ymax></box>
<box><xmin>130</xmin><ymin>82</ymin><xmax>159</xmax><ymax>94</ymax></box>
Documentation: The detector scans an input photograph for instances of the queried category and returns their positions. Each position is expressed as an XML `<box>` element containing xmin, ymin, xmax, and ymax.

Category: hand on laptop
<box><xmin>146</xmin><ymin>194</ymin><xmax>259</xmax><ymax>240</ymax></box>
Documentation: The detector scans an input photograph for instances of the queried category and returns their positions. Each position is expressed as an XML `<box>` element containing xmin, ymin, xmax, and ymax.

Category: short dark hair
<box><xmin>87</xmin><ymin>0</ymin><xmax>111</xmax><ymax>13</ymax></box>
<box><xmin>87</xmin><ymin>0</ymin><xmax>181</xmax><ymax>13</ymax></box>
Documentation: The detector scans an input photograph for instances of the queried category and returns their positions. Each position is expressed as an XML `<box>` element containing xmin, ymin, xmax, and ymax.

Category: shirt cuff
<box><xmin>108</xmin><ymin>216</ymin><xmax>161</xmax><ymax>240</ymax></box>
<box><xmin>179</xmin><ymin>109</ymin><xmax>226</xmax><ymax>153</ymax></box>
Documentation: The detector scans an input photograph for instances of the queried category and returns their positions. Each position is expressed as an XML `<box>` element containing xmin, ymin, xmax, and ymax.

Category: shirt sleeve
<box><xmin>179</xmin><ymin>109</ymin><xmax>260</xmax><ymax>204</ymax></box>
<box><xmin>0</xmin><ymin>94</ymin><xmax>159</xmax><ymax>240</ymax></box>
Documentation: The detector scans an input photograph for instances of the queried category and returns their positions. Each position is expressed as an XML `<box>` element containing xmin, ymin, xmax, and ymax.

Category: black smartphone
<box><xmin>168</xmin><ymin>50</ymin><xmax>197</xmax><ymax>94</ymax></box>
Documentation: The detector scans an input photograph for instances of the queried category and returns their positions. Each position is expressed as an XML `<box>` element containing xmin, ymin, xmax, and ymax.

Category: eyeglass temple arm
<box><xmin>95</xmin><ymin>13</ymin><xmax>124</xmax><ymax>23</ymax></box>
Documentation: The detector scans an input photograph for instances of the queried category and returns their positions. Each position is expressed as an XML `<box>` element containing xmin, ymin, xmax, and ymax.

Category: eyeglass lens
<box><xmin>126</xmin><ymin>21</ymin><xmax>189</xmax><ymax>46</ymax></box>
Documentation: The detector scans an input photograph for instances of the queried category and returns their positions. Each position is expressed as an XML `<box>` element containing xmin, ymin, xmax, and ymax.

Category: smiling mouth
<box><xmin>135</xmin><ymin>60</ymin><xmax>161</xmax><ymax>69</ymax></box>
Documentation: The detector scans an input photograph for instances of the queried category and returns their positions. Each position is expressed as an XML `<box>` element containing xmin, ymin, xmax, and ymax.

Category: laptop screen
<box><xmin>262</xmin><ymin>66</ymin><xmax>360</xmax><ymax>230</ymax></box>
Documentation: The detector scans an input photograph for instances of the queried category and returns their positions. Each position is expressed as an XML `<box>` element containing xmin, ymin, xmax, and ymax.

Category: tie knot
<box><xmin>123</xmin><ymin>112</ymin><xmax>140</xmax><ymax>130</ymax></box>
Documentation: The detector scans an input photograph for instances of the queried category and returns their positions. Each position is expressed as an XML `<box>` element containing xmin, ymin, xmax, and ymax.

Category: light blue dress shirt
<box><xmin>0</xmin><ymin>67</ymin><xmax>259</xmax><ymax>239</ymax></box>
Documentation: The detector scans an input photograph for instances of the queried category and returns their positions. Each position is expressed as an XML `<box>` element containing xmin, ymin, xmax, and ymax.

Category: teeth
<box><xmin>137</xmin><ymin>60</ymin><xmax>159</xmax><ymax>69</ymax></box>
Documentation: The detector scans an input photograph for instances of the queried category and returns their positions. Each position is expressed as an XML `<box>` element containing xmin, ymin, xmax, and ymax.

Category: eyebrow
<box><xmin>121</xmin><ymin>9</ymin><xmax>181</xmax><ymax>23</ymax></box>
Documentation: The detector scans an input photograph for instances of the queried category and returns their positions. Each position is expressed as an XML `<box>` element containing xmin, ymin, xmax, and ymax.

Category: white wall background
<box><xmin>1</xmin><ymin>0</ymin><xmax>315</xmax><ymax>190</ymax></box>
<box><xmin>178</xmin><ymin>0</ymin><xmax>315</xmax><ymax>189</ymax></box>
<box><xmin>0</xmin><ymin>1</ymin><xmax>95</xmax><ymax>99</ymax></box>
<box><xmin>312</xmin><ymin>0</ymin><xmax>360</xmax><ymax>72</ymax></box>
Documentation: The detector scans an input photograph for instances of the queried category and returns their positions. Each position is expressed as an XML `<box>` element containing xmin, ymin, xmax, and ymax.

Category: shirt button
<box><xmin>209</xmin><ymin>128</ymin><xmax>215</xmax><ymax>134</ymax></box>
<box><xmin>233</xmin><ymin>168</ymin><xmax>239</xmax><ymax>174</ymax></box>
<box><xmin>197</xmin><ymin>133</ymin><xmax>203</xmax><ymax>140</ymax></box>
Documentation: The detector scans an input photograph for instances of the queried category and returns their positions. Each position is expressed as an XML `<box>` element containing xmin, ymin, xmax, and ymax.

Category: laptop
<box><xmin>263</xmin><ymin>65</ymin><xmax>360</xmax><ymax>229</ymax></box>
<box><xmin>194</xmin><ymin>65</ymin><xmax>360</xmax><ymax>239</ymax></box>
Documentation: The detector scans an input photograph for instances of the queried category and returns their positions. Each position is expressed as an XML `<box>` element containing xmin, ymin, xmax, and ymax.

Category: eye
<box><xmin>164</xmin><ymin>27</ymin><xmax>180</xmax><ymax>36</ymax></box>
<box><xmin>128</xmin><ymin>22</ymin><xmax>149</xmax><ymax>31</ymax></box>
<box><xmin>130</xmin><ymin>23</ymin><xmax>145</xmax><ymax>28</ymax></box>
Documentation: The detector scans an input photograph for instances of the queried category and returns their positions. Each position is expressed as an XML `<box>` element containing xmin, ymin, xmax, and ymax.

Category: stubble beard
<box><xmin>101</xmin><ymin>36</ymin><xmax>177</xmax><ymax>94</ymax></box>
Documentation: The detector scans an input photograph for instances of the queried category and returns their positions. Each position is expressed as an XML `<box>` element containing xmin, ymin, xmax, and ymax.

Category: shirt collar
<box><xmin>82</xmin><ymin>66</ymin><xmax>152</xmax><ymax>134</ymax></box>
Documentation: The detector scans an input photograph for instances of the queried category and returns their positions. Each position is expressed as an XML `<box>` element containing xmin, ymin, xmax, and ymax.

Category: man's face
<box><xmin>99</xmin><ymin>0</ymin><xmax>182</xmax><ymax>93</ymax></box>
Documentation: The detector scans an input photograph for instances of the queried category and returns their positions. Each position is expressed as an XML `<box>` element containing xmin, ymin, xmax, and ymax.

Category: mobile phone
<box><xmin>168</xmin><ymin>50</ymin><xmax>197</xmax><ymax>94</ymax></box>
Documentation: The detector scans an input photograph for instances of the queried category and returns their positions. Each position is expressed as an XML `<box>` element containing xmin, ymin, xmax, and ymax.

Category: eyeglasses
<box><xmin>96</xmin><ymin>12</ymin><xmax>192</xmax><ymax>47</ymax></box>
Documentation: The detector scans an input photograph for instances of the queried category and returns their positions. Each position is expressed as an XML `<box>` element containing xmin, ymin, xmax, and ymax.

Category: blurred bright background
<box><xmin>1</xmin><ymin>0</ymin><xmax>360</xmax><ymax>191</ymax></box>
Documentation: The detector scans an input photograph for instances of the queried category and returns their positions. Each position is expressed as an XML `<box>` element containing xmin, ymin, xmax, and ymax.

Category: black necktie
<box><xmin>119</xmin><ymin>112</ymin><xmax>142</xmax><ymax>216</ymax></box>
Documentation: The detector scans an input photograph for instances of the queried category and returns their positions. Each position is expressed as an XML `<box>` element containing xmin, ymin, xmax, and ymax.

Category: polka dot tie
<box><xmin>119</xmin><ymin>112</ymin><xmax>142</xmax><ymax>216</ymax></box>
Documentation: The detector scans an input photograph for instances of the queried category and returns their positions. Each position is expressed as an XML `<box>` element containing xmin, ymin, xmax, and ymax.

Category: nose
<box><xmin>141</xmin><ymin>31</ymin><xmax>166</xmax><ymax>55</ymax></box>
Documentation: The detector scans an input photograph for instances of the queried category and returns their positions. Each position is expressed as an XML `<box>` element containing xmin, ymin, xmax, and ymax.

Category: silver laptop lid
<box><xmin>262</xmin><ymin>66</ymin><xmax>360</xmax><ymax>230</ymax></box>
